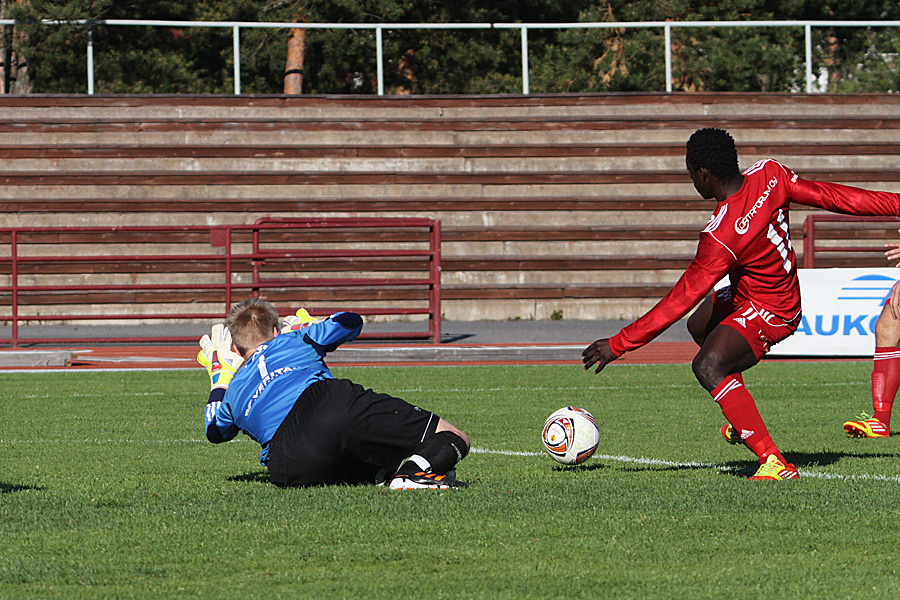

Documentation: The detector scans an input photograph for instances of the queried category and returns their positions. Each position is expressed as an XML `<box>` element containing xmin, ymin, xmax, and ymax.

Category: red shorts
<box><xmin>712</xmin><ymin>287</ymin><xmax>800</xmax><ymax>359</ymax></box>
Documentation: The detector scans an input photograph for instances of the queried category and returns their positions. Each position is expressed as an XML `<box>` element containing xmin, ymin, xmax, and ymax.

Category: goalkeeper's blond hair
<box><xmin>227</xmin><ymin>299</ymin><xmax>280</xmax><ymax>357</ymax></box>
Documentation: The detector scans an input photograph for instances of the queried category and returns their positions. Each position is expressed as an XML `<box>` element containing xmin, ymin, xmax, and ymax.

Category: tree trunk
<box><xmin>1</xmin><ymin>0</ymin><xmax>9</xmax><ymax>94</ymax></box>
<box><xmin>284</xmin><ymin>16</ymin><xmax>305</xmax><ymax>95</ymax></box>
<box><xmin>396</xmin><ymin>48</ymin><xmax>415</xmax><ymax>95</ymax></box>
<box><xmin>2</xmin><ymin>0</ymin><xmax>32</xmax><ymax>94</ymax></box>
<box><xmin>9</xmin><ymin>26</ymin><xmax>32</xmax><ymax>93</ymax></box>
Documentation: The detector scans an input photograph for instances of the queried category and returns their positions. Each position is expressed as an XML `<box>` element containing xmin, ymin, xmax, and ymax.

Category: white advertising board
<box><xmin>769</xmin><ymin>268</ymin><xmax>898</xmax><ymax>356</ymax></box>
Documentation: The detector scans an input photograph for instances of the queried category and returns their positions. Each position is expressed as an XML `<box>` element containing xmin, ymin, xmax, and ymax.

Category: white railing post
<box><xmin>521</xmin><ymin>26</ymin><xmax>529</xmax><ymax>95</ymax></box>
<box><xmin>664</xmin><ymin>24</ymin><xmax>672</xmax><ymax>93</ymax></box>
<box><xmin>805</xmin><ymin>23</ymin><xmax>813</xmax><ymax>93</ymax></box>
<box><xmin>233</xmin><ymin>25</ymin><xmax>241</xmax><ymax>95</ymax></box>
<box><xmin>376</xmin><ymin>26</ymin><xmax>384</xmax><ymax>95</ymax></box>
<box><xmin>86</xmin><ymin>22</ymin><xmax>94</xmax><ymax>94</ymax></box>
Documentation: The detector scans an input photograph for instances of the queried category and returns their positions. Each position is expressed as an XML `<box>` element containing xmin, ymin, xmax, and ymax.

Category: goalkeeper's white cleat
<box><xmin>388</xmin><ymin>471</ymin><xmax>469</xmax><ymax>490</ymax></box>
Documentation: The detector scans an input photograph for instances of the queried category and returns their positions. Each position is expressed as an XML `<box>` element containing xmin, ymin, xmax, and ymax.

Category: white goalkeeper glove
<box><xmin>280</xmin><ymin>308</ymin><xmax>322</xmax><ymax>333</ymax></box>
<box><xmin>197</xmin><ymin>323</ymin><xmax>244</xmax><ymax>390</ymax></box>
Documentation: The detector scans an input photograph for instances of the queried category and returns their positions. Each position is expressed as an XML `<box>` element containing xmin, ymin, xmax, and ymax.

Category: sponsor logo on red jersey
<box><xmin>735</xmin><ymin>176</ymin><xmax>778</xmax><ymax>234</ymax></box>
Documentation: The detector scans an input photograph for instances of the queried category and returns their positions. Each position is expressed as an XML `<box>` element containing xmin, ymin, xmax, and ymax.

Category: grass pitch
<box><xmin>1</xmin><ymin>362</ymin><xmax>899</xmax><ymax>599</ymax></box>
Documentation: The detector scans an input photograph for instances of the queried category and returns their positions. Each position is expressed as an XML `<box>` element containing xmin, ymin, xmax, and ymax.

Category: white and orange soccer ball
<box><xmin>541</xmin><ymin>406</ymin><xmax>600</xmax><ymax>465</ymax></box>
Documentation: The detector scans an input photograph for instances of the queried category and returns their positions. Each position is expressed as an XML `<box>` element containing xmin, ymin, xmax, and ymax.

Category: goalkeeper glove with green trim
<box><xmin>197</xmin><ymin>323</ymin><xmax>243</xmax><ymax>390</ymax></box>
<box><xmin>280</xmin><ymin>308</ymin><xmax>322</xmax><ymax>333</ymax></box>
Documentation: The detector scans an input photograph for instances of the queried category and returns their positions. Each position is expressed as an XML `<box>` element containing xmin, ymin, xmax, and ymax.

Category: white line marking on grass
<box><xmin>3</xmin><ymin>439</ymin><xmax>896</xmax><ymax>483</ymax></box>
<box><xmin>471</xmin><ymin>447</ymin><xmax>544</xmax><ymax>457</ymax></box>
<box><xmin>797</xmin><ymin>471</ymin><xmax>900</xmax><ymax>484</ymax></box>
<box><xmin>16</xmin><ymin>391</ymin><xmax>168</xmax><ymax>399</ymax></box>
<box><xmin>472</xmin><ymin>447</ymin><xmax>738</xmax><ymax>471</ymax></box>
<box><xmin>472</xmin><ymin>447</ymin><xmax>900</xmax><ymax>483</ymax></box>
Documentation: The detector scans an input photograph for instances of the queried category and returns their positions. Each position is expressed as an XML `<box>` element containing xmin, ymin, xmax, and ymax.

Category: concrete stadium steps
<box><xmin>1</xmin><ymin>93</ymin><xmax>900</xmax><ymax>322</ymax></box>
<box><xmin>4</xmin><ymin>145</ymin><xmax>900</xmax><ymax>175</ymax></box>
<box><xmin>3</xmin><ymin>90</ymin><xmax>900</xmax><ymax>117</ymax></box>
<box><xmin>6</xmin><ymin>128</ymin><xmax>900</xmax><ymax>148</ymax></box>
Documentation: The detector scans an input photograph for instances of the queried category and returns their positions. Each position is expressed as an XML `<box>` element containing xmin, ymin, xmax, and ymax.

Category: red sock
<box><xmin>712</xmin><ymin>375</ymin><xmax>786</xmax><ymax>465</ymax></box>
<box><xmin>872</xmin><ymin>347</ymin><xmax>900</xmax><ymax>428</ymax></box>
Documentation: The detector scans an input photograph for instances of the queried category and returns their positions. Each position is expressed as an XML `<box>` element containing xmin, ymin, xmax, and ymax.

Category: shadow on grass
<box><xmin>719</xmin><ymin>462</ymin><xmax>765</xmax><ymax>478</ymax></box>
<box><xmin>553</xmin><ymin>462</ymin><xmax>605</xmax><ymax>473</ymax></box>
<box><xmin>604</xmin><ymin>450</ymin><xmax>898</xmax><ymax>478</ymax></box>
<box><xmin>226</xmin><ymin>471</ymin><xmax>271</xmax><ymax>484</ymax></box>
<box><xmin>0</xmin><ymin>482</ymin><xmax>41</xmax><ymax>494</ymax></box>
<box><xmin>718</xmin><ymin>450</ymin><xmax>899</xmax><ymax>478</ymax></box>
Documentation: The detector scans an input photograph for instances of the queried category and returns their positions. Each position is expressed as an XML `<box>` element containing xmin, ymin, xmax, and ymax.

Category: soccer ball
<box><xmin>541</xmin><ymin>406</ymin><xmax>600</xmax><ymax>465</ymax></box>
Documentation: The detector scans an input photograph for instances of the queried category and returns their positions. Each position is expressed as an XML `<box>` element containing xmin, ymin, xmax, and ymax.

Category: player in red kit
<box><xmin>582</xmin><ymin>128</ymin><xmax>900</xmax><ymax>480</ymax></box>
<box><xmin>843</xmin><ymin>241</ymin><xmax>900</xmax><ymax>438</ymax></box>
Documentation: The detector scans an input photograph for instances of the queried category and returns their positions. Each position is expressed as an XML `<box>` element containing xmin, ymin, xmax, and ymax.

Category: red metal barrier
<box><xmin>0</xmin><ymin>218</ymin><xmax>441</xmax><ymax>347</ymax></box>
<box><xmin>802</xmin><ymin>215</ymin><xmax>900</xmax><ymax>268</ymax></box>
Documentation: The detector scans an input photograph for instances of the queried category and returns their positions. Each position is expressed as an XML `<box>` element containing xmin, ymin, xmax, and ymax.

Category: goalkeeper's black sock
<box><xmin>396</xmin><ymin>431</ymin><xmax>469</xmax><ymax>476</ymax></box>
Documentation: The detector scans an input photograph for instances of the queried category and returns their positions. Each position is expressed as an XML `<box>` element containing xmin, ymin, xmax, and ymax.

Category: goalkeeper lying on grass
<box><xmin>198</xmin><ymin>299</ymin><xmax>470</xmax><ymax>489</ymax></box>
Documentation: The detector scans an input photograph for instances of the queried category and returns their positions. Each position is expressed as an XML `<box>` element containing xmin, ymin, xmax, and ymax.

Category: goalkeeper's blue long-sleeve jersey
<box><xmin>204</xmin><ymin>312</ymin><xmax>363</xmax><ymax>465</ymax></box>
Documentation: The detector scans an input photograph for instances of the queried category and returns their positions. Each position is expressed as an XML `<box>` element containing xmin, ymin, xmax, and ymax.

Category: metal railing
<box><xmin>802</xmin><ymin>215</ymin><xmax>900</xmax><ymax>269</ymax></box>
<box><xmin>3</xmin><ymin>18</ymin><xmax>900</xmax><ymax>95</ymax></box>
<box><xmin>0</xmin><ymin>218</ymin><xmax>442</xmax><ymax>347</ymax></box>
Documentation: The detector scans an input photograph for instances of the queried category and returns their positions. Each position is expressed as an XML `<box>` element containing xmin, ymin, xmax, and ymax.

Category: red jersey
<box><xmin>609</xmin><ymin>159</ymin><xmax>900</xmax><ymax>356</ymax></box>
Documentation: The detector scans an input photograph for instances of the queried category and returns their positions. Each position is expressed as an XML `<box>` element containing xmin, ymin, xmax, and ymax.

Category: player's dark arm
<box><xmin>610</xmin><ymin>246</ymin><xmax>732</xmax><ymax>355</ymax></box>
<box><xmin>582</xmin><ymin>236</ymin><xmax>732</xmax><ymax>374</ymax></box>
<box><xmin>582</xmin><ymin>338</ymin><xmax>617</xmax><ymax>374</ymax></box>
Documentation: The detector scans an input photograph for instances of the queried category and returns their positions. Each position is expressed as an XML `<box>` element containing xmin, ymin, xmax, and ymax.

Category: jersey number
<box><xmin>767</xmin><ymin>210</ymin><xmax>793</xmax><ymax>274</ymax></box>
<box><xmin>257</xmin><ymin>354</ymin><xmax>268</xmax><ymax>379</ymax></box>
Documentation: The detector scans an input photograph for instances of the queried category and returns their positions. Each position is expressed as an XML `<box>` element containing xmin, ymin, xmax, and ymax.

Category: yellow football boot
<box><xmin>843</xmin><ymin>414</ymin><xmax>890</xmax><ymax>438</ymax></box>
<box><xmin>748</xmin><ymin>454</ymin><xmax>799</xmax><ymax>481</ymax></box>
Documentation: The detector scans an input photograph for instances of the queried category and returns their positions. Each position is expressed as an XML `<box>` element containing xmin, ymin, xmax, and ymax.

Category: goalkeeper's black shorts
<box><xmin>266</xmin><ymin>378</ymin><xmax>437</xmax><ymax>487</ymax></box>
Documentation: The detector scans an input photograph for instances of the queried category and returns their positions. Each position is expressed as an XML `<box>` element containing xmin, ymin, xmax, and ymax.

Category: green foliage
<box><xmin>7</xmin><ymin>0</ymin><xmax>900</xmax><ymax>94</ymax></box>
<box><xmin>799</xmin><ymin>1</ymin><xmax>900</xmax><ymax>92</ymax></box>
<box><xmin>2</xmin><ymin>363</ymin><xmax>900</xmax><ymax>598</ymax></box>
<box><xmin>530</xmin><ymin>0</ymin><xmax>807</xmax><ymax>93</ymax></box>
<box><xmin>10</xmin><ymin>0</ymin><xmax>236</xmax><ymax>93</ymax></box>
<box><xmin>815</xmin><ymin>27</ymin><xmax>900</xmax><ymax>93</ymax></box>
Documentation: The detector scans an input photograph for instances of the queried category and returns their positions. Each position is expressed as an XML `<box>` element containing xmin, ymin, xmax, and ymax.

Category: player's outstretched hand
<box><xmin>280</xmin><ymin>308</ymin><xmax>322</xmax><ymax>333</ymax></box>
<box><xmin>197</xmin><ymin>323</ymin><xmax>243</xmax><ymax>390</ymax></box>
<box><xmin>885</xmin><ymin>229</ymin><xmax>900</xmax><ymax>265</ymax></box>
<box><xmin>582</xmin><ymin>338</ymin><xmax>617</xmax><ymax>374</ymax></box>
